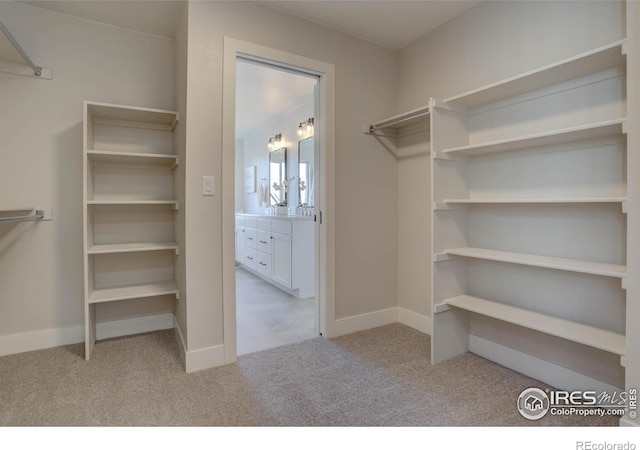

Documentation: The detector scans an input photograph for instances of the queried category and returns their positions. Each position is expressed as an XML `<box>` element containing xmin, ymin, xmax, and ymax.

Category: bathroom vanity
<box><xmin>235</xmin><ymin>214</ymin><xmax>314</xmax><ymax>299</ymax></box>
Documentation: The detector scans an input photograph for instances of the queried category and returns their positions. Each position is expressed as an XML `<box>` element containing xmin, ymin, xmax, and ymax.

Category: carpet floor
<box><xmin>0</xmin><ymin>323</ymin><xmax>618</xmax><ymax>426</ymax></box>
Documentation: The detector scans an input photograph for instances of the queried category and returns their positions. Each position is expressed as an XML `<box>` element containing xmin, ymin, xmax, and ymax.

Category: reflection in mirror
<box><xmin>298</xmin><ymin>137</ymin><xmax>314</xmax><ymax>206</ymax></box>
<box><xmin>269</xmin><ymin>147</ymin><xmax>287</xmax><ymax>206</ymax></box>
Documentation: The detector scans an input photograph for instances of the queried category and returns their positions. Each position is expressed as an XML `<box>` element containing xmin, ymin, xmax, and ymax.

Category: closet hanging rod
<box><xmin>0</xmin><ymin>210</ymin><xmax>45</xmax><ymax>223</ymax></box>
<box><xmin>0</xmin><ymin>19</ymin><xmax>42</xmax><ymax>77</ymax></box>
<box><xmin>366</xmin><ymin>108</ymin><xmax>430</xmax><ymax>134</ymax></box>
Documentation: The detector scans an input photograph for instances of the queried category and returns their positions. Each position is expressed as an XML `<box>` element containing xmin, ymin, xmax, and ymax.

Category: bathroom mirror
<box><xmin>269</xmin><ymin>147</ymin><xmax>287</xmax><ymax>206</ymax></box>
<box><xmin>298</xmin><ymin>137</ymin><xmax>314</xmax><ymax>206</ymax></box>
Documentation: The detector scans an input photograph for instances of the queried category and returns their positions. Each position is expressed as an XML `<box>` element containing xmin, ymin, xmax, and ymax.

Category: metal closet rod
<box><xmin>0</xmin><ymin>19</ymin><xmax>42</xmax><ymax>77</ymax></box>
<box><xmin>0</xmin><ymin>210</ymin><xmax>45</xmax><ymax>223</ymax></box>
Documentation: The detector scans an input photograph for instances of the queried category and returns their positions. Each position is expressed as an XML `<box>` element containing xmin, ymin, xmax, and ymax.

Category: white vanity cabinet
<box><xmin>235</xmin><ymin>214</ymin><xmax>314</xmax><ymax>298</ymax></box>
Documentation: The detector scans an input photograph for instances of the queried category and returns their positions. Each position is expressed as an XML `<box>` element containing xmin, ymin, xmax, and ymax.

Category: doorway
<box><xmin>222</xmin><ymin>38</ymin><xmax>336</xmax><ymax>364</ymax></box>
<box><xmin>234</xmin><ymin>58</ymin><xmax>319</xmax><ymax>355</ymax></box>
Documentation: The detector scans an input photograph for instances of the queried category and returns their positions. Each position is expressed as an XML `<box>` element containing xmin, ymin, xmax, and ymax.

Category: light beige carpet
<box><xmin>0</xmin><ymin>323</ymin><xmax>617</xmax><ymax>426</ymax></box>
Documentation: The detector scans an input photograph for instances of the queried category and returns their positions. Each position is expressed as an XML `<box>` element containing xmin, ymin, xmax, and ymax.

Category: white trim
<box><xmin>184</xmin><ymin>344</ymin><xmax>225</xmax><ymax>373</ymax></box>
<box><xmin>470</xmin><ymin>335</ymin><xmax>621</xmax><ymax>393</ymax></box>
<box><xmin>174</xmin><ymin>317</ymin><xmax>225</xmax><ymax>373</ymax></box>
<box><xmin>0</xmin><ymin>324</ymin><xmax>83</xmax><ymax>357</ymax></box>
<box><xmin>332</xmin><ymin>307</ymin><xmax>398</xmax><ymax>337</ymax></box>
<box><xmin>398</xmin><ymin>307</ymin><xmax>432</xmax><ymax>335</ymax></box>
<box><xmin>222</xmin><ymin>37</ymin><xmax>336</xmax><ymax>361</ymax></box>
<box><xmin>0</xmin><ymin>313</ymin><xmax>174</xmax><ymax>357</ymax></box>
<box><xmin>96</xmin><ymin>313</ymin><xmax>174</xmax><ymax>340</ymax></box>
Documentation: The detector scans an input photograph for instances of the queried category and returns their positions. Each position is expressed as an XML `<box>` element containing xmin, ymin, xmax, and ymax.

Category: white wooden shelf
<box><xmin>441</xmin><ymin>118</ymin><xmax>625</xmax><ymax>157</ymax></box>
<box><xmin>366</xmin><ymin>105</ymin><xmax>430</xmax><ymax>135</ymax></box>
<box><xmin>88</xmin><ymin>242</ymin><xmax>179</xmax><ymax>255</ymax></box>
<box><xmin>440</xmin><ymin>247</ymin><xmax>626</xmax><ymax>279</ymax></box>
<box><xmin>443</xmin><ymin>295</ymin><xmax>625</xmax><ymax>355</ymax></box>
<box><xmin>83</xmin><ymin>100</ymin><xmax>180</xmax><ymax>360</ymax></box>
<box><xmin>0</xmin><ymin>206</ymin><xmax>34</xmax><ymax>212</ymax></box>
<box><xmin>87</xmin><ymin>150</ymin><xmax>179</xmax><ymax>167</ymax></box>
<box><xmin>445</xmin><ymin>40</ymin><xmax>626</xmax><ymax>109</ymax></box>
<box><xmin>435</xmin><ymin>197</ymin><xmax>626</xmax><ymax>209</ymax></box>
<box><xmin>85</xmin><ymin>101</ymin><xmax>179</xmax><ymax>131</ymax></box>
<box><xmin>88</xmin><ymin>280</ymin><xmax>179</xmax><ymax>304</ymax></box>
<box><xmin>87</xmin><ymin>200</ymin><xmax>178</xmax><ymax>207</ymax></box>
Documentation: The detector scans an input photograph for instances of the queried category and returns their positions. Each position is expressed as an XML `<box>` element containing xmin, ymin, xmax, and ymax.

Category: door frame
<box><xmin>222</xmin><ymin>37</ymin><xmax>336</xmax><ymax>363</ymax></box>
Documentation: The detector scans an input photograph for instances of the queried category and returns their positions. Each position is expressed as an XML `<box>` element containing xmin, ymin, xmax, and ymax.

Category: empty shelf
<box><xmin>0</xmin><ymin>206</ymin><xmax>34</xmax><ymax>212</ymax></box>
<box><xmin>442</xmin><ymin>247</ymin><xmax>626</xmax><ymax>278</ymax></box>
<box><xmin>86</xmin><ymin>101</ymin><xmax>179</xmax><ymax>131</ymax></box>
<box><xmin>436</xmin><ymin>197</ymin><xmax>626</xmax><ymax>209</ymax></box>
<box><xmin>445</xmin><ymin>40</ymin><xmax>626</xmax><ymax>109</ymax></box>
<box><xmin>88</xmin><ymin>242</ymin><xmax>179</xmax><ymax>255</ymax></box>
<box><xmin>89</xmin><ymin>280</ymin><xmax>179</xmax><ymax>304</ymax></box>
<box><xmin>442</xmin><ymin>119</ymin><xmax>625</xmax><ymax>157</ymax></box>
<box><xmin>87</xmin><ymin>200</ymin><xmax>179</xmax><ymax>206</ymax></box>
<box><xmin>87</xmin><ymin>150</ymin><xmax>178</xmax><ymax>167</ymax></box>
<box><xmin>444</xmin><ymin>294</ymin><xmax>625</xmax><ymax>355</ymax></box>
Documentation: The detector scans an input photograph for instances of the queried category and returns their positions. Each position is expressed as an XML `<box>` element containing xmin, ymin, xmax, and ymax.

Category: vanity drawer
<box><xmin>244</xmin><ymin>247</ymin><xmax>257</xmax><ymax>270</ymax></box>
<box><xmin>236</xmin><ymin>216</ymin><xmax>245</xmax><ymax>227</ymax></box>
<box><xmin>257</xmin><ymin>219</ymin><xmax>271</xmax><ymax>231</ymax></box>
<box><xmin>256</xmin><ymin>250</ymin><xmax>272</xmax><ymax>278</ymax></box>
<box><xmin>244</xmin><ymin>228</ymin><xmax>256</xmax><ymax>248</ymax></box>
<box><xmin>256</xmin><ymin>230</ymin><xmax>271</xmax><ymax>254</ymax></box>
<box><xmin>271</xmin><ymin>219</ymin><xmax>291</xmax><ymax>235</ymax></box>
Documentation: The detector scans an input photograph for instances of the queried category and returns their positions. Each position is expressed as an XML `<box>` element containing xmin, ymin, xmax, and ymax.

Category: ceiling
<box><xmin>16</xmin><ymin>1</ymin><xmax>476</xmax><ymax>137</ymax></box>
<box><xmin>259</xmin><ymin>1</ymin><xmax>476</xmax><ymax>50</ymax></box>
<box><xmin>22</xmin><ymin>0</ymin><xmax>477</xmax><ymax>50</ymax></box>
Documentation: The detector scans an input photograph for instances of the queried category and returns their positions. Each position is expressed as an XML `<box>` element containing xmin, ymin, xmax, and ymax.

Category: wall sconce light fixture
<box><xmin>298</xmin><ymin>118</ymin><xmax>315</xmax><ymax>138</ymax></box>
<box><xmin>268</xmin><ymin>133</ymin><xmax>283</xmax><ymax>150</ymax></box>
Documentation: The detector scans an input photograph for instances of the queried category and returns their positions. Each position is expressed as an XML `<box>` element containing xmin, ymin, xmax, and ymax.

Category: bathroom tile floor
<box><xmin>236</xmin><ymin>266</ymin><xmax>318</xmax><ymax>355</ymax></box>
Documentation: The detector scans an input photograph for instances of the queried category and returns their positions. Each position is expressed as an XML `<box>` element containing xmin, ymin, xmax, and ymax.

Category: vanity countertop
<box><xmin>236</xmin><ymin>213</ymin><xmax>314</xmax><ymax>221</ymax></box>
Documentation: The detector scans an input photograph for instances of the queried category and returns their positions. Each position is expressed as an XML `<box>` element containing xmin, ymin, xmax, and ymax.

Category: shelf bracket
<box><xmin>433</xmin><ymin>252</ymin><xmax>452</xmax><ymax>263</ymax></box>
<box><xmin>432</xmin><ymin>151</ymin><xmax>468</xmax><ymax>161</ymax></box>
<box><xmin>622</xmin><ymin>200</ymin><xmax>628</xmax><ymax>214</ymax></box>
<box><xmin>621</xmin><ymin>278</ymin><xmax>627</xmax><ymax>290</ymax></box>
<box><xmin>433</xmin><ymin>202</ymin><xmax>468</xmax><ymax>211</ymax></box>
<box><xmin>175</xmin><ymin>292</ymin><xmax>180</xmax><ymax>300</ymax></box>
<box><xmin>620</xmin><ymin>355</ymin><xmax>627</xmax><ymax>367</ymax></box>
<box><xmin>433</xmin><ymin>303</ymin><xmax>452</xmax><ymax>314</ymax></box>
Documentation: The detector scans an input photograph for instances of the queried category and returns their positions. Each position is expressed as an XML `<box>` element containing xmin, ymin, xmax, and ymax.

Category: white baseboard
<box><xmin>332</xmin><ymin>306</ymin><xmax>398</xmax><ymax>337</ymax></box>
<box><xmin>96</xmin><ymin>313</ymin><xmax>174</xmax><ymax>341</ymax></box>
<box><xmin>0</xmin><ymin>313</ymin><xmax>174</xmax><ymax>358</ymax></box>
<box><xmin>398</xmin><ymin>307</ymin><xmax>432</xmax><ymax>335</ymax></box>
<box><xmin>0</xmin><ymin>324</ymin><xmax>84</xmax><ymax>357</ymax></box>
<box><xmin>470</xmin><ymin>335</ymin><xmax>621</xmax><ymax>393</ymax></box>
<box><xmin>173</xmin><ymin>319</ymin><xmax>225</xmax><ymax>373</ymax></box>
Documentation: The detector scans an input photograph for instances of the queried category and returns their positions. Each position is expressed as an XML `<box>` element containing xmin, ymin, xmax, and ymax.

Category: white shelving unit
<box><xmin>83</xmin><ymin>101</ymin><xmax>179</xmax><ymax>360</ymax></box>
<box><xmin>430</xmin><ymin>37</ymin><xmax>630</xmax><ymax>398</ymax></box>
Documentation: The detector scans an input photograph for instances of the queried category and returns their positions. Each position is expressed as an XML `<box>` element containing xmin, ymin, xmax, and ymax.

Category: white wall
<box><xmin>240</xmin><ymin>99</ymin><xmax>314</xmax><ymax>214</ymax></box>
<box><xmin>181</xmin><ymin>0</ymin><xmax>397</xmax><ymax>355</ymax></box>
<box><xmin>0</xmin><ymin>2</ymin><xmax>174</xmax><ymax>351</ymax></box>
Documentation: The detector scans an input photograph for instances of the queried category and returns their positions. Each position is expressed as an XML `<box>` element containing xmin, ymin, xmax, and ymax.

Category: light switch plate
<box><xmin>202</xmin><ymin>176</ymin><xmax>215</xmax><ymax>196</ymax></box>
